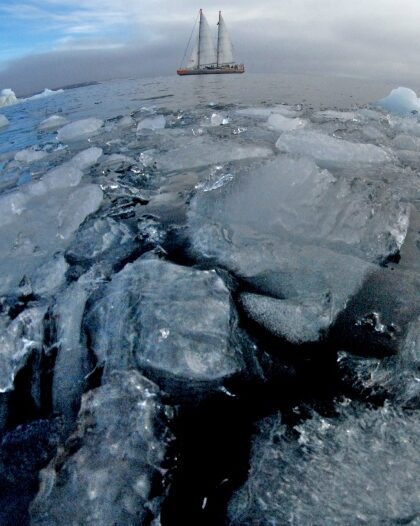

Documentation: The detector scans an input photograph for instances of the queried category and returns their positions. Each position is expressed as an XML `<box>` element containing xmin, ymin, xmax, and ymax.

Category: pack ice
<box><xmin>0</xmin><ymin>83</ymin><xmax>419</xmax><ymax>525</ymax></box>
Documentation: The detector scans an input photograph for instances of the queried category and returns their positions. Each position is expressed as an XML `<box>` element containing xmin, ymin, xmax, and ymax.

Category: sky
<box><xmin>1</xmin><ymin>0</ymin><xmax>420</xmax><ymax>95</ymax></box>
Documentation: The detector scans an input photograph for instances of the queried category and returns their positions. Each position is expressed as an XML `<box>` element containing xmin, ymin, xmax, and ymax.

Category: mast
<box><xmin>197</xmin><ymin>8</ymin><xmax>202</xmax><ymax>68</ymax></box>
<box><xmin>216</xmin><ymin>10</ymin><xmax>221</xmax><ymax>67</ymax></box>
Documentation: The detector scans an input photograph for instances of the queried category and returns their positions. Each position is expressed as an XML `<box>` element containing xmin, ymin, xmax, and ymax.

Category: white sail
<box><xmin>188</xmin><ymin>41</ymin><xmax>198</xmax><ymax>68</ymax></box>
<box><xmin>197</xmin><ymin>12</ymin><xmax>217</xmax><ymax>66</ymax></box>
<box><xmin>217</xmin><ymin>13</ymin><xmax>234</xmax><ymax>65</ymax></box>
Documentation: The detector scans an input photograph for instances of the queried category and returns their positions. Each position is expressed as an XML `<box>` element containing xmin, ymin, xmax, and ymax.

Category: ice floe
<box><xmin>57</xmin><ymin>118</ymin><xmax>104</xmax><ymax>142</ymax></box>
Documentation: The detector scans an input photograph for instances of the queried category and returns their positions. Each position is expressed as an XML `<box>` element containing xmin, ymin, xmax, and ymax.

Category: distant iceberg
<box><xmin>376</xmin><ymin>86</ymin><xmax>420</xmax><ymax>115</ymax></box>
<box><xmin>0</xmin><ymin>87</ymin><xmax>64</xmax><ymax>108</ymax></box>
<box><xmin>27</xmin><ymin>88</ymin><xmax>64</xmax><ymax>101</ymax></box>
<box><xmin>0</xmin><ymin>89</ymin><xmax>18</xmax><ymax>107</ymax></box>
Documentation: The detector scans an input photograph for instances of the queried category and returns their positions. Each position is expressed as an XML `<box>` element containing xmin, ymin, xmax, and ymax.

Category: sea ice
<box><xmin>14</xmin><ymin>149</ymin><xmax>47</xmax><ymax>163</ymax></box>
<box><xmin>31</xmin><ymin>370</ymin><xmax>174</xmax><ymax>526</ymax></box>
<box><xmin>228</xmin><ymin>404</ymin><xmax>420</xmax><ymax>525</ymax></box>
<box><xmin>0</xmin><ymin>89</ymin><xmax>18</xmax><ymax>107</ymax></box>
<box><xmin>376</xmin><ymin>86</ymin><xmax>420</xmax><ymax>115</ymax></box>
<box><xmin>266</xmin><ymin>112</ymin><xmax>306</xmax><ymax>132</ymax></box>
<box><xmin>57</xmin><ymin>117</ymin><xmax>103</xmax><ymax>142</ymax></box>
<box><xmin>52</xmin><ymin>271</ymin><xmax>100</xmax><ymax>432</ymax></box>
<box><xmin>136</xmin><ymin>115</ymin><xmax>166</xmax><ymax>132</ymax></box>
<box><xmin>156</xmin><ymin>136</ymin><xmax>273</xmax><ymax>171</ymax></box>
<box><xmin>338</xmin><ymin>317</ymin><xmax>420</xmax><ymax>407</ymax></box>
<box><xmin>0</xmin><ymin>114</ymin><xmax>9</xmax><ymax>128</ymax></box>
<box><xmin>187</xmin><ymin>156</ymin><xmax>410</xmax><ymax>343</ymax></box>
<box><xmin>0</xmin><ymin>183</ymin><xmax>102</xmax><ymax>294</ymax></box>
<box><xmin>38</xmin><ymin>115</ymin><xmax>69</xmax><ymax>131</ymax></box>
<box><xmin>0</xmin><ymin>306</ymin><xmax>47</xmax><ymax>430</ymax></box>
<box><xmin>84</xmin><ymin>256</ymin><xmax>245</xmax><ymax>394</ymax></box>
<box><xmin>312</xmin><ymin>110</ymin><xmax>358</xmax><ymax>123</ymax></box>
<box><xmin>275</xmin><ymin>129</ymin><xmax>391</xmax><ymax>168</ymax></box>
<box><xmin>69</xmin><ymin>146</ymin><xmax>102</xmax><ymax>170</ymax></box>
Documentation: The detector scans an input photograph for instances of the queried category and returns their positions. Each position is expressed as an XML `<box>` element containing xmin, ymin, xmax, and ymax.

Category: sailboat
<box><xmin>177</xmin><ymin>10</ymin><xmax>245</xmax><ymax>76</ymax></box>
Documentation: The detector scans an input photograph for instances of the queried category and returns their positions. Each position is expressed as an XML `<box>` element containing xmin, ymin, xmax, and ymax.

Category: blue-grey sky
<box><xmin>1</xmin><ymin>0</ymin><xmax>420</xmax><ymax>94</ymax></box>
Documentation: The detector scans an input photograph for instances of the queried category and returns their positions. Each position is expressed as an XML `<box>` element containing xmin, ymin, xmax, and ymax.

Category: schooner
<box><xmin>177</xmin><ymin>10</ymin><xmax>245</xmax><ymax>76</ymax></box>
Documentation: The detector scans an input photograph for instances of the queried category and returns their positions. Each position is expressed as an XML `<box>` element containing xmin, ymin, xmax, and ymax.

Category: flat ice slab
<box><xmin>57</xmin><ymin>118</ymin><xmax>103</xmax><ymax>142</ymax></box>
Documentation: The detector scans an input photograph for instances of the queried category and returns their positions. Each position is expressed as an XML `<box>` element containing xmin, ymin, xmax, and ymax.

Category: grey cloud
<box><xmin>2</xmin><ymin>1</ymin><xmax>420</xmax><ymax>95</ymax></box>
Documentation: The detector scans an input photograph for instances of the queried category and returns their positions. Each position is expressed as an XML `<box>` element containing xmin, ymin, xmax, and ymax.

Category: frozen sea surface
<box><xmin>0</xmin><ymin>74</ymin><xmax>419</xmax><ymax>525</ymax></box>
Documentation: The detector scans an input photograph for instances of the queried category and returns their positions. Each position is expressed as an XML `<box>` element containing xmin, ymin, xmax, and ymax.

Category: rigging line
<box><xmin>179</xmin><ymin>11</ymin><xmax>200</xmax><ymax>69</ymax></box>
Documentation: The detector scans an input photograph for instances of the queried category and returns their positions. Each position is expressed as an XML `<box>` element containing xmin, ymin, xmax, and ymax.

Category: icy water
<box><xmin>0</xmin><ymin>73</ymin><xmax>419</xmax><ymax>525</ymax></box>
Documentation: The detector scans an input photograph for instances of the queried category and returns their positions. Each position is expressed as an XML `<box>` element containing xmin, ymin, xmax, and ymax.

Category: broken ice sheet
<box><xmin>276</xmin><ymin>129</ymin><xmax>392</xmax><ymax>169</ymax></box>
<box><xmin>31</xmin><ymin>370</ymin><xmax>174</xmax><ymax>526</ymax></box>
<box><xmin>228</xmin><ymin>403</ymin><xmax>420</xmax><ymax>525</ymax></box>
<box><xmin>187</xmin><ymin>156</ymin><xmax>410</xmax><ymax>343</ymax></box>
<box><xmin>57</xmin><ymin>118</ymin><xmax>104</xmax><ymax>142</ymax></box>
<box><xmin>155</xmin><ymin>135</ymin><xmax>273</xmax><ymax>171</ymax></box>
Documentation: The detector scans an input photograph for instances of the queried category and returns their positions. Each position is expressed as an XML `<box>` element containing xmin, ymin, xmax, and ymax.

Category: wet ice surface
<box><xmin>0</xmin><ymin>77</ymin><xmax>419</xmax><ymax>525</ymax></box>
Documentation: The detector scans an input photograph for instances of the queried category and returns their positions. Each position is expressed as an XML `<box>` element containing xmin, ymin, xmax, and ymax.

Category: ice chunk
<box><xmin>136</xmin><ymin>115</ymin><xmax>166</xmax><ymax>132</ymax></box>
<box><xmin>52</xmin><ymin>271</ymin><xmax>100</xmax><ymax>432</ymax></box>
<box><xmin>276</xmin><ymin>129</ymin><xmax>391</xmax><ymax>168</ymax></box>
<box><xmin>191</xmin><ymin>157</ymin><xmax>409</xmax><ymax>264</ymax></box>
<box><xmin>267</xmin><ymin>113</ymin><xmax>306</xmax><ymax>132</ymax></box>
<box><xmin>332</xmin><ymin>267</ymin><xmax>420</xmax><ymax>357</ymax></box>
<box><xmin>156</xmin><ymin>136</ymin><xmax>273</xmax><ymax>171</ymax></box>
<box><xmin>210</xmin><ymin>112</ymin><xmax>229</xmax><ymax>126</ymax></box>
<box><xmin>69</xmin><ymin>146</ymin><xmax>102</xmax><ymax>170</ymax></box>
<box><xmin>14</xmin><ymin>149</ymin><xmax>47</xmax><ymax>163</ymax></box>
<box><xmin>228</xmin><ymin>404</ymin><xmax>420</xmax><ymax>525</ymax></box>
<box><xmin>240</xmin><ymin>292</ymin><xmax>331</xmax><ymax>344</ymax></box>
<box><xmin>0</xmin><ymin>89</ymin><xmax>18</xmax><ymax>107</ymax></box>
<box><xmin>31</xmin><ymin>255</ymin><xmax>68</xmax><ymax>296</ymax></box>
<box><xmin>376</xmin><ymin>86</ymin><xmax>420</xmax><ymax>115</ymax></box>
<box><xmin>0</xmin><ymin>183</ymin><xmax>102</xmax><ymax>294</ymax></box>
<box><xmin>313</xmin><ymin>110</ymin><xmax>358</xmax><ymax>122</ymax></box>
<box><xmin>338</xmin><ymin>318</ymin><xmax>420</xmax><ymax>407</ymax></box>
<box><xmin>31</xmin><ymin>370</ymin><xmax>174</xmax><ymax>526</ymax></box>
<box><xmin>65</xmin><ymin>216</ymin><xmax>140</xmax><ymax>274</ymax></box>
<box><xmin>116</xmin><ymin>115</ymin><xmax>135</xmax><ymax>127</ymax></box>
<box><xmin>187</xmin><ymin>156</ymin><xmax>411</xmax><ymax>342</ymax></box>
<box><xmin>57</xmin><ymin>118</ymin><xmax>103</xmax><ymax>142</ymax></box>
<box><xmin>38</xmin><ymin>115</ymin><xmax>69</xmax><ymax>131</ymax></box>
<box><xmin>392</xmin><ymin>133</ymin><xmax>420</xmax><ymax>151</ymax></box>
<box><xmin>0</xmin><ymin>306</ymin><xmax>46</xmax><ymax>395</ymax></box>
<box><xmin>84</xmin><ymin>256</ymin><xmax>245</xmax><ymax>394</ymax></box>
<box><xmin>0</xmin><ymin>114</ymin><xmax>9</xmax><ymax>128</ymax></box>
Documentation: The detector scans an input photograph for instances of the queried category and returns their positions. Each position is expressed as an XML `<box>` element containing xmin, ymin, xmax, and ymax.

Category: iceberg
<box><xmin>376</xmin><ymin>86</ymin><xmax>420</xmax><ymax>115</ymax></box>
<box><xmin>27</xmin><ymin>88</ymin><xmax>63</xmax><ymax>101</ymax></box>
<box><xmin>0</xmin><ymin>89</ymin><xmax>18</xmax><ymax>107</ymax></box>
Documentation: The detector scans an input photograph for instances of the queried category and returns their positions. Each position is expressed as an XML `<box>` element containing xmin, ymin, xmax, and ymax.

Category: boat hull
<box><xmin>177</xmin><ymin>66</ymin><xmax>245</xmax><ymax>76</ymax></box>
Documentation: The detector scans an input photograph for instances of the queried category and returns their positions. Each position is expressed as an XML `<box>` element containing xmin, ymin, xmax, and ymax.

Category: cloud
<box><xmin>2</xmin><ymin>0</ymin><xmax>420</xmax><ymax>94</ymax></box>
